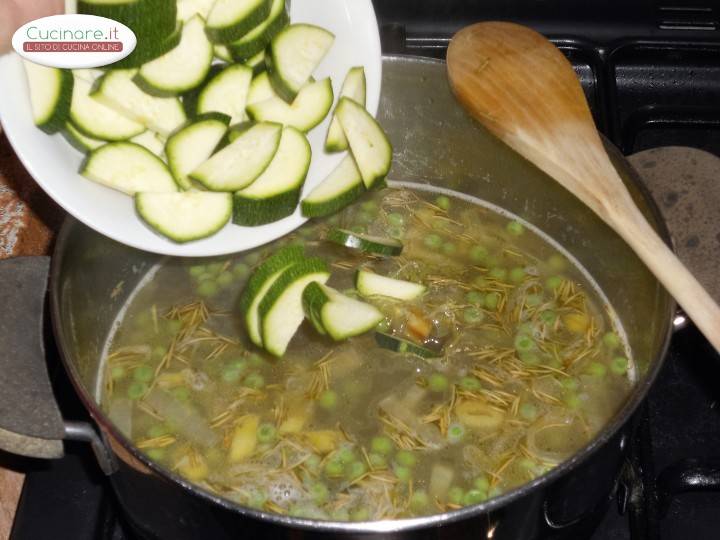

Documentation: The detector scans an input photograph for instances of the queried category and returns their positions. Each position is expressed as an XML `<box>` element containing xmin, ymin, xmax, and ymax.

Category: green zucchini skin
<box><xmin>233</xmin><ymin>188</ymin><xmax>300</xmax><ymax>226</ymax></box>
<box><xmin>37</xmin><ymin>68</ymin><xmax>74</xmax><ymax>135</ymax></box>
<box><xmin>227</xmin><ymin>0</ymin><xmax>288</xmax><ymax>61</ymax></box>
<box><xmin>326</xmin><ymin>229</ymin><xmax>404</xmax><ymax>256</ymax></box>
<box><xmin>181</xmin><ymin>65</ymin><xmax>224</xmax><ymax>117</ymax></box>
<box><xmin>374</xmin><ymin>332</ymin><xmax>441</xmax><ymax>358</ymax></box>
<box><xmin>205</xmin><ymin>0</ymin><xmax>273</xmax><ymax>44</ymax></box>
<box><xmin>301</xmin><ymin>281</ymin><xmax>329</xmax><ymax>335</ymax></box>
<box><xmin>62</xmin><ymin>121</ymin><xmax>105</xmax><ymax>153</ymax></box>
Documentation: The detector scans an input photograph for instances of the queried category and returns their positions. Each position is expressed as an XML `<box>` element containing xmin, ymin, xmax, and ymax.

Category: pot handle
<box><xmin>0</xmin><ymin>256</ymin><xmax>116</xmax><ymax>474</ymax></box>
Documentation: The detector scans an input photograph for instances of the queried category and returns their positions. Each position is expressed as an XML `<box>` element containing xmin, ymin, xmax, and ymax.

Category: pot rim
<box><xmin>49</xmin><ymin>54</ymin><xmax>676</xmax><ymax>534</ymax></box>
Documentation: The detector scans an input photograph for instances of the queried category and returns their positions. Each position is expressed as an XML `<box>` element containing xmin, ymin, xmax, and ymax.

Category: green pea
<box><xmin>586</xmin><ymin>362</ymin><xmax>607</xmax><ymax>377</ymax></box>
<box><xmin>611</xmin><ymin>356</ymin><xmax>629</xmax><ymax>375</ymax></box>
<box><xmin>463</xmin><ymin>307</ymin><xmax>485</xmax><ymax>324</ymax></box>
<box><xmin>247</xmin><ymin>353</ymin><xmax>264</xmax><ymax>368</ymax></box>
<box><xmin>127</xmin><ymin>381</ymin><xmax>148</xmax><ymax>400</ymax></box>
<box><xmin>448</xmin><ymin>486</ymin><xmax>464</xmax><ymax>505</ymax></box>
<box><xmin>324</xmin><ymin>459</ymin><xmax>344</xmax><ymax>478</ymax></box>
<box><xmin>361</xmin><ymin>200</ymin><xmax>378</xmax><ymax>213</ymax></box>
<box><xmin>603</xmin><ymin>332</ymin><xmax>621</xmax><ymax>349</ymax></box>
<box><xmin>376</xmin><ymin>318</ymin><xmax>391</xmax><ymax>332</ymax></box>
<box><xmin>517</xmin><ymin>403</ymin><xmax>538</xmax><ymax>423</ymax></box>
<box><xmin>545</xmin><ymin>275</ymin><xmax>563</xmax><ymax>290</ymax></box>
<box><xmin>488</xmin><ymin>486</ymin><xmax>503</xmax><ymax>498</ymax></box>
<box><xmin>388</xmin><ymin>225</ymin><xmax>405</xmax><ymax>239</ymax></box>
<box><xmin>147</xmin><ymin>424</ymin><xmax>170</xmax><ymax>438</ymax></box>
<box><xmin>111</xmin><ymin>366</ymin><xmax>126</xmax><ymax>381</ymax></box>
<box><xmin>368</xmin><ymin>452</ymin><xmax>387</xmax><ymax>469</ymax></box>
<box><xmin>410</xmin><ymin>489</ymin><xmax>430</xmax><ymax>512</ymax></box>
<box><xmin>244</xmin><ymin>372</ymin><xmax>265</xmax><ymax>389</ymax></box>
<box><xmin>257</xmin><ymin>423</ymin><xmax>277</xmax><ymax>443</ymax></box>
<box><xmin>459</xmin><ymin>376</ymin><xmax>482</xmax><ymax>391</ymax></box>
<box><xmin>336</xmin><ymin>446</ymin><xmax>355</xmax><ymax>464</ymax></box>
<box><xmin>525</xmin><ymin>294</ymin><xmax>543</xmax><ymax>307</ymax></box>
<box><xmin>165</xmin><ymin>319</ymin><xmax>182</xmax><ymax>335</ymax></box>
<box><xmin>247</xmin><ymin>489</ymin><xmax>267</xmax><ymax>509</ymax></box>
<box><xmin>465</xmin><ymin>291</ymin><xmax>484</xmax><ymax>305</ymax></box>
<box><xmin>133</xmin><ymin>365</ymin><xmax>154</xmax><ymax>383</ymax></box>
<box><xmin>395</xmin><ymin>449</ymin><xmax>417</xmax><ymax>468</ymax></box>
<box><xmin>350</xmin><ymin>507</ymin><xmax>370</xmax><ymax>522</ymax></box>
<box><xmin>519</xmin><ymin>457</ymin><xmax>537</xmax><ymax>471</ymax></box>
<box><xmin>564</xmin><ymin>393</ymin><xmax>581</xmax><ymax>409</ymax></box>
<box><xmin>232</xmin><ymin>263</ymin><xmax>250</xmax><ymax>278</ymax></box>
<box><xmin>548</xmin><ymin>254</ymin><xmax>566</xmax><ymax>271</ymax></box>
<box><xmin>489</xmin><ymin>267</ymin><xmax>507</xmax><ymax>281</ymax></box>
<box><xmin>330</xmin><ymin>508</ymin><xmax>350</xmax><ymax>521</ymax></box>
<box><xmin>217</xmin><ymin>271</ymin><xmax>234</xmax><ymax>288</ymax></box>
<box><xmin>485</xmin><ymin>254</ymin><xmax>500</xmax><ymax>267</ymax></box>
<box><xmin>519</xmin><ymin>352</ymin><xmax>540</xmax><ymax>365</ymax></box>
<box><xmin>189</xmin><ymin>265</ymin><xmax>206</xmax><ymax>277</ymax></box>
<box><xmin>509</xmin><ymin>267</ymin><xmax>526</xmax><ymax>283</ymax></box>
<box><xmin>432</xmin><ymin>195</ymin><xmax>449</xmax><ymax>210</ymax></box>
<box><xmin>428</xmin><ymin>373</ymin><xmax>449</xmax><ymax>392</ymax></box>
<box><xmin>146</xmin><ymin>448</ymin><xmax>166</xmax><ymax>461</ymax></box>
<box><xmin>506</xmin><ymin>220</ymin><xmax>524</xmax><ymax>236</ymax></box>
<box><xmin>514</xmin><ymin>333</ymin><xmax>535</xmax><ymax>353</ymax></box>
<box><xmin>304</xmin><ymin>454</ymin><xmax>322</xmax><ymax>472</ymax></box>
<box><xmin>308</xmin><ymin>481</ymin><xmax>329</xmax><ymax>505</ymax></box>
<box><xmin>371</xmin><ymin>436</ymin><xmax>394</xmax><ymax>456</ymax></box>
<box><xmin>393</xmin><ymin>465</ymin><xmax>411</xmax><ymax>482</ymax></box>
<box><xmin>152</xmin><ymin>345</ymin><xmax>167</xmax><ymax>359</ymax></box>
<box><xmin>318</xmin><ymin>389</ymin><xmax>338</xmax><ymax>410</ymax></box>
<box><xmin>346</xmin><ymin>460</ymin><xmax>367</xmax><ymax>480</ymax></box>
<box><xmin>473</xmin><ymin>475</ymin><xmax>490</xmax><ymax>492</ymax></box>
<box><xmin>469</xmin><ymin>245</ymin><xmax>488</xmax><ymax>263</ymax></box>
<box><xmin>442</xmin><ymin>242</ymin><xmax>457</xmax><ymax>255</ymax></box>
<box><xmin>171</xmin><ymin>386</ymin><xmax>190</xmax><ymax>401</ymax></box>
<box><xmin>387</xmin><ymin>212</ymin><xmax>405</xmax><ymax>227</ymax></box>
<box><xmin>484</xmin><ymin>292</ymin><xmax>501</xmax><ymax>311</ymax></box>
<box><xmin>423</xmin><ymin>233</ymin><xmax>442</xmax><ymax>249</ymax></box>
<box><xmin>447</xmin><ymin>422</ymin><xmax>466</xmax><ymax>444</ymax></box>
<box><xmin>463</xmin><ymin>489</ymin><xmax>487</xmax><ymax>506</ymax></box>
<box><xmin>245</xmin><ymin>253</ymin><xmax>262</xmax><ymax>265</ymax></box>
<box><xmin>197</xmin><ymin>280</ymin><xmax>219</xmax><ymax>297</ymax></box>
<box><xmin>207</xmin><ymin>262</ymin><xmax>224</xmax><ymax>275</ymax></box>
<box><xmin>197</xmin><ymin>272</ymin><xmax>213</xmax><ymax>283</ymax></box>
<box><xmin>539</xmin><ymin>310</ymin><xmax>557</xmax><ymax>324</ymax></box>
<box><xmin>222</xmin><ymin>360</ymin><xmax>247</xmax><ymax>383</ymax></box>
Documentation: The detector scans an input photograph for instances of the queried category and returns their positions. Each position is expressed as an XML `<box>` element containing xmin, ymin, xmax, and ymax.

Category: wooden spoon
<box><xmin>447</xmin><ymin>21</ymin><xmax>720</xmax><ymax>353</ymax></box>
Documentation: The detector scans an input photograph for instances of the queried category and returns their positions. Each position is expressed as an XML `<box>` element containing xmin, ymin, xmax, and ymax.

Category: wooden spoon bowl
<box><xmin>447</xmin><ymin>22</ymin><xmax>720</xmax><ymax>352</ymax></box>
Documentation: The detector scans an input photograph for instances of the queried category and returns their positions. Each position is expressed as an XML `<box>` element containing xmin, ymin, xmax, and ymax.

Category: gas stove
<box><xmin>8</xmin><ymin>4</ymin><xmax>720</xmax><ymax>540</ymax></box>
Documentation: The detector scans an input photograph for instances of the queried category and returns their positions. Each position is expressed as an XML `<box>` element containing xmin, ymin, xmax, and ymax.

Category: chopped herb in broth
<box><xmin>101</xmin><ymin>185</ymin><xmax>633</xmax><ymax>520</ymax></box>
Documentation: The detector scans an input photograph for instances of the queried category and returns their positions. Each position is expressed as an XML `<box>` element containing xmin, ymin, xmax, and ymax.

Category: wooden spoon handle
<box><xmin>608</xmin><ymin>201</ymin><xmax>720</xmax><ymax>351</ymax></box>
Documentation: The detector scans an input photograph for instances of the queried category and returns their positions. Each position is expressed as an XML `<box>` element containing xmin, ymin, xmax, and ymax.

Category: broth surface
<box><xmin>101</xmin><ymin>185</ymin><xmax>633</xmax><ymax>520</ymax></box>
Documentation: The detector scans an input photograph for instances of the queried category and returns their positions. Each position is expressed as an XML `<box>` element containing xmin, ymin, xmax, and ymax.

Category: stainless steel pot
<box><xmin>0</xmin><ymin>55</ymin><xmax>674</xmax><ymax>539</ymax></box>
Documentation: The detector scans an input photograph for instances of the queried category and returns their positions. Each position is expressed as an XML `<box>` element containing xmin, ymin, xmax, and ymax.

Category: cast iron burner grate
<box><xmin>10</xmin><ymin>16</ymin><xmax>720</xmax><ymax>540</ymax></box>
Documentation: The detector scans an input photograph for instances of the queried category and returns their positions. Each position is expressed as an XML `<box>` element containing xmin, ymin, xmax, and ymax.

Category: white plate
<box><xmin>0</xmin><ymin>0</ymin><xmax>381</xmax><ymax>257</ymax></box>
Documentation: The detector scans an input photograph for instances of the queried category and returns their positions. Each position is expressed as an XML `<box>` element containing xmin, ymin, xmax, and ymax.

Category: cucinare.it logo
<box><xmin>12</xmin><ymin>14</ymin><xmax>136</xmax><ymax>69</ymax></box>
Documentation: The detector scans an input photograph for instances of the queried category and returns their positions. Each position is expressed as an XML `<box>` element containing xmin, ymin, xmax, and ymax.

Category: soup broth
<box><xmin>101</xmin><ymin>185</ymin><xmax>633</xmax><ymax>521</ymax></box>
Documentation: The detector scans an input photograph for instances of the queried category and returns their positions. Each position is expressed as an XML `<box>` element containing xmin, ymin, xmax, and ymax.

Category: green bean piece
<box><xmin>465</xmin><ymin>290</ymin><xmax>484</xmax><ymax>305</ymax></box>
<box><xmin>484</xmin><ymin>292</ymin><xmax>501</xmax><ymax>311</ymax></box>
<box><xmin>447</xmin><ymin>422</ymin><xmax>466</xmax><ymax>444</ymax></box>
<box><xmin>256</xmin><ymin>423</ymin><xmax>277</xmax><ymax>443</ymax></box>
<box><xmin>111</xmin><ymin>366</ymin><xmax>126</xmax><ymax>381</ymax></box>
<box><xmin>463</xmin><ymin>307</ymin><xmax>485</xmax><ymax>324</ymax></box>
<box><xmin>586</xmin><ymin>362</ymin><xmax>607</xmax><ymax>377</ymax></box>
<box><xmin>387</xmin><ymin>212</ymin><xmax>405</xmax><ymax>227</ymax></box>
<box><xmin>458</xmin><ymin>376</ymin><xmax>482</xmax><ymax>391</ymax></box>
<box><xmin>545</xmin><ymin>275</ymin><xmax>563</xmax><ymax>290</ymax></box>
<box><xmin>395</xmin><ymin>449</ymin><xmax>417</xmax><ymax>468</ymax></box>
<box><xmin>428</xmin><ymin>373</ymin><xmax>449</xmax><ymax>392</ymax></box>
<box><xmin>127</xmin><ymin>381</ymin><xmax>148</xmax><ymax>400</ymax></box>
<box><xmin>324</xmin><ymin>459</ymin><xmax>344</xmax><ymax>478</ymax></box>
<box><xmin>197</xmin><ymin>280</ymin><xmax>219</xmax><ymax>297</ymax></box>
<box><xmin>370</xmin><ymin>436</ymin><xmax>394</xmax><ymax>456</ymax></box>
<box><xmin>217</xmin><ymin>271</ymin><xmax>234</xmax><ymax>288</ymax></box>
<box><xmin>423</xmin><ymin>233</ymin><xmax>442</xmax><ymax>249</ymax></box>
<box><xmin>243</xmin><ymin>372</ymin><xmax>265</xmax><ymax>389</ymax></box>
<box><xmin>509</xmin><ymin>267</ymin><xmax>526</xmax><ymax>283</ymax></box>
<box><xmin>611</xmin><ymin>356</ymin><xmax>629</xmax><ymax>375</ymax></box>
<box><xmin>393</xmin><ymin>465</ymin><xmax>411</xmax><ymax>483</ymax></box>
<box><xmin>410</xmin><ymin>490</ymin><xmax>430</xmax><ymax>512</ymax></box>
<box><xmin>448</xmin><ymin>486</ymin><xmax>464</xmax><ymax>505</ymax></box>
<box><xmin>520</xmin><ymin>402</ymin><xmax>538</xmax><ymax>421</ymax></box>
<box><xmin>506</xmin><ymin>220</ymin><xmax>524</xmax><ymax>236</ymax></box>
<box><xmin>146</xmin><ymin>448</ymin><xmax>166</xmax><ymax>461</ymax></box>
<box><xmin>489</xmin><ymin>267</ymin><xmax>507</xmax><ymax>281</ymax></box>
<box><xmin>133</xmin><ymin>365</ymin><xmax>154</xmax><ymax>383</ymax></box>
<box><xmin>308</xmin><ymin>481</ymin><xmax>329</xmax><ymax>505</ymax></box>
<box><xmin>318</xmin><ymin>389</ymin><xmax>338</xmax><ymax>410</ymax></box>
<box><xmin>469</xmin><ymin>245</ymin><xmax>488</xmax><ymax>263</ymax></box>
<box><xmin>603</xmin><ymin>332</ymin><xmax>621</xmax><ymax>349</ymax></box>
<box><xmin>463</xmin><ymin>489</ymin><xmax>487</xmax><ymax>506</ymax></box>
<box><xmin>434</xmin><ymin>195</ymin><xmax>451</xmax><ymax>210</ymax></box>
<box><xmin>346</xmin><ymin>460</ymin><xmax>367</xmax><ymax>480</ymax></box>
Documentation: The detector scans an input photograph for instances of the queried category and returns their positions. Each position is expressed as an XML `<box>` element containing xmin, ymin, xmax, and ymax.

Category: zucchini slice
<box><xmin>247</xmin><ymin>78</ymin><xmax>334</xmax><ymax>132</ymax></box>
<box><xmin>205</xmin><ymin>0</ymin><xmax>272</xmax><ymax>44</ymax></box>
<box><xmin>335</xmin><ymin>97</ymin><xmax>393</xmax><ymax>190</ymax></box>
<box><xmin>214</xmin><ymin>45</ymin><xmax>233</xmax><ymax>63</ymax></box>
<box><xmin>325</xmin><ymin>67</ymin><xmax>366</xmax><ymax>152</ymax></box>
<box><xmin>355</xmin><ymin>270</ymin><xmax>426</xmax><ymax>300</ymax></box>
<box><xmin>23</xmin><ymin>62</ymin><xmax>73</xmax><ymax>134</ymax></box>
<box><xmin>247</xmin><ymin>71</ymin><xmax>275</xmax><ymax>106</ymax></box>
<box><xmin>266</xmin><ymin>24</ymin><xmax>335</xmax><ymax>102</ymax></box>
<box><xmin>375</xmin><ymin>332</ymin><xmax>441</xmax><ymax>359</ymax></box>
<box><xmin>258</xmin><ymin>258</ymin><xmax>331</xmax><ymax>356</ymax></box>
<box><xmin>70</xmin><ymin>76</ymin><xmax>146</xmax><ymax>141</ymax></box>
<box><xmin>227</xmin><ymin>0</ymin><xmax>288</xmax><ymax>62</ymax></box>
<box><xmin>92</xmin><ymin>70</ymin><xmax>186</xmax><ymax>137</ymax></box>
<box><xmin>327</xmin><ymin>229</ymin><xmax>403</xmax><ymax>256</ymax></box>
<box><xmin>245</xmin><ymin>50</ymin><xmax>267</xmax><ymax>75</ymax></box>
<box><xmin>302</xmin><ymin>282</ymin><xmax>383</xmax><ymax>341</ymax></box>
<box><xmin>130</xmin><ymin>130</ymin><xmax>166</xmax><ymax>156</ymax></box>
<box><xmin>197</xmin><ymin>64</ymin><xmax>253</xmax><ymax>124</ymax></box>
<box><xmin>135</xmin><ymin>191</ymin><xmax>232</xmax><ymax>243</ymax></box>
<box><xmin>238</xmin><ymin>245</ymin><xmax>305</xmax><ymax>346</ymax></box>
<box><xmin>81</xmin><ymin>142</ymin><xmax>177</xmax><ymax>195</ymax></box>
<box><xmin>111</xmin><ymin>19</ymin><xmax>184</xmax><ymax>70</ymax></box>
<box><xmin>301</xmin><ymin>155</ymin><xmax>365</xmax><ymax>218</ymax></box>
<box><xmin>135</xmin><ymin>15</ymin><xmax>213</xmax><ymax>96</ymax></box>
<box><xmin>190</xmin><ymin>122</ymin><xmax>282</xmax><ymax>191</ymax></box>
<box><xmin>78</xmin><ymin>0</ymin><xmax>177</xmax><ymax>48</ymax></box>
<box><xmin>166</xmin><ymin>113</ymin><xmax>230</xmax><ymax>190</ymax></box>
<box><xmin>177</xmin><ymin>0</ymin><xmax>216</xmax><ymax>21</ymax></box>
<box><xmin>63</xmin><ymin>122</ymin><xmax>105</xmax><ymax>153</ymax></box>
<box><xmin>233</xmin><ymin>127</ymin><xmax>311</xmax><ymax>226</ymax></box>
